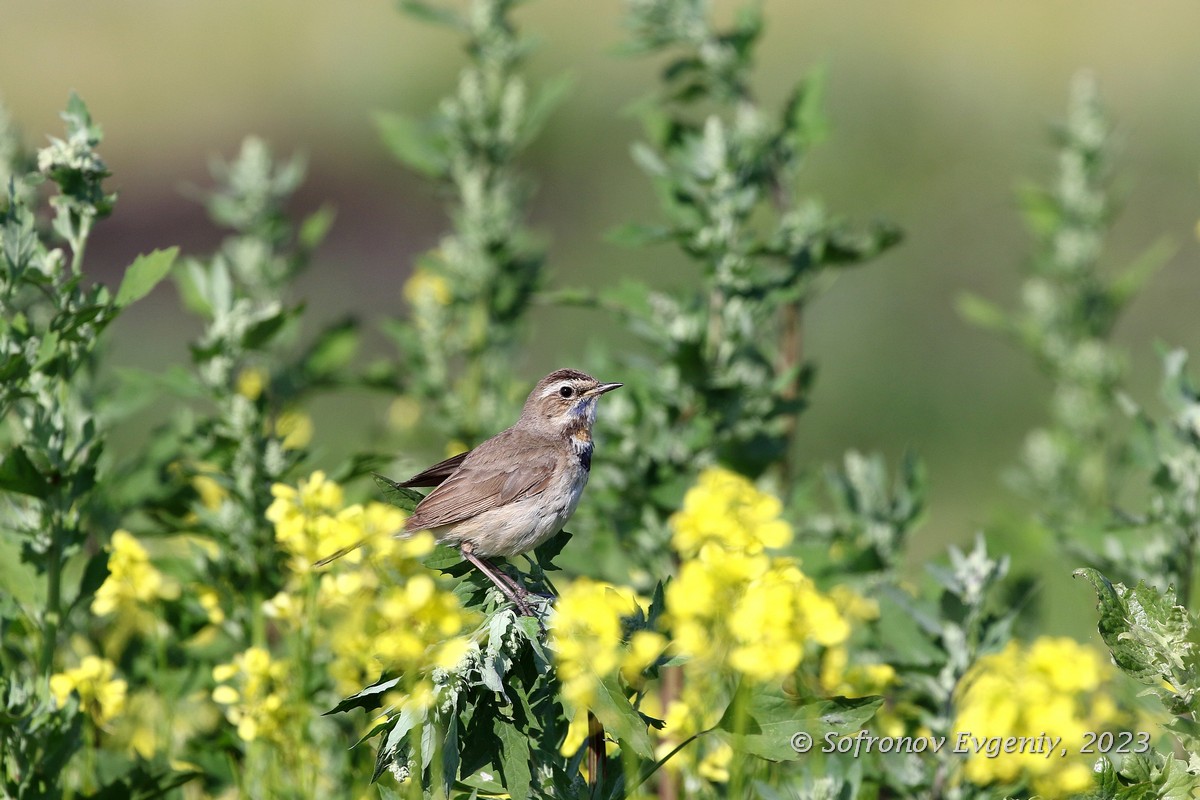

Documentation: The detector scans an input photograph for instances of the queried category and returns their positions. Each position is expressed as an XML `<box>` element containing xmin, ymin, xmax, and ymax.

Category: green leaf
<box><xmin>717</xmin><ymin>686</ymin><xmax>882</xmax><ymax>762</ymax></box>
<box><xmin>955</xmin><ymin>292</ymin><xmax>1010</xmax><ymax>334</ymax></box>
<box><xmin>495</xmin><ymin>718</ymin><xmax>532</xmax><ymax>797</ymax></box>
<box><xmin>67</xmin><ymin>549</ymin><xmax>111</xmax><ymax>615</ymax></box>
<box><xmin>1074</xmin><ymin>568</ymin><xmax>1195</xmax><ymax>686</ymax></box>
<box><xmin>424</xmin><ymin>543</ymin><xmax>468</xmax><ymax>574</ymax></box>
<box><xmin>630</xmin><ymin>142</ymin><xmax>668</xmax><ymax>177</ymax></box>
<box><xmin>299</xmin><ymin>204</ymin><xmax>336</xmax><ymax>251</ymax></box>
<box><xmin>520</xmin><ymin>73</ymin><xmax>575</xmax><ymax>147</ymax></box>
<box><xmin>325</xmin><ymin>676</ymin><xmax>401</xmax><ymax>716</ymax></box>
<box><xmin>399</xmin><ymin>0</ymin><xmax>465</xmax><ymax>29</ymax></box>
<box><xmin>782</xmin><ymin>66</ymin><xmax>829</xmax><ymax>150</ymax></box>
<box><xmin>0</xmin><ymin>529</ymin><xmax>43</xmax><ymax>608</ymax></box>
<box><xmin>241</xmin><ymin>304</ymin><xmax>297</xmax><ymax>350</ymax></box>
<box><xmin>591</xmin><ymin>675</ymin><xmax>654</xmax><ymax>759</ymax></box>
<box><xmin>374</xmin><ymin>111</ymin><xmax>447</xmax><ymax>178</ymax></box>
<box><xmin>530</xmin><ymin>529</ymin><xmax>572</xmax><ymax>571</ymax></box>
<box><xmin>373</xmin><ymin>706</ymin><xmax>421</xmax><ymax>784</ymax></box>
<box><xmin>303</xmin><ymin>318</ymin><xmax>359</xmax><ymax>378</ymax></box>
<box><xmin>605</xmin><ymin>222</ymin><xmax>673</xmax><ymax>248</ymax></box>
<box><xmin>1111</xmin><ymin>237</ymin><xmax>1174</xmax><ymax>311</ymax></box>
<box><xmin>115</xmin><ymin>247</ymin><xmax>179</xmax><ymax>307</ymax></box>
<box><xmin>373</xmin><ymin>473</ymin><xmax>424</xmax><ymax>512</ymax></box>
<box><xmin>0</xmin><ymin>446</ymin><xmax>49</xmax><ymax>498</ymax></box>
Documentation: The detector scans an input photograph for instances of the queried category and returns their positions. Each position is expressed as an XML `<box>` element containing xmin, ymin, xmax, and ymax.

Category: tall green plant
<box><xmin>960</xmin><ymin>73</ymin><xmax>1168</xmax><ymax>548</ymax></box>
<box><xmin>0</xmin><ymin>94</ymin><xmax>181</xmax><ymax>798</ymax></box>
<box><xmin>371</xmin><ymin>0</ymin><xmax>570</xmax><ymax>449</ymax></box>
<box><xmin>565</xmin><ymin>0</ymin><xmax>901</xmax><ymax>572</ymax></box>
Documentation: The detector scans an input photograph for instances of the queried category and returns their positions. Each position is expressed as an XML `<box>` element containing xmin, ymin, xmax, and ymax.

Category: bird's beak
<box><xmin>589</xmin><ymin>382</ymin><xmax>623</xmax><ymax>396</ymax></box>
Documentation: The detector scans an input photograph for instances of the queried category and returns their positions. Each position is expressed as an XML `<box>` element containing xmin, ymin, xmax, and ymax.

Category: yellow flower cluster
<box><xmin>667</xmin><ymin>467</ymin><xmax>849</xmax><ymax>683</ymax></box>
<box><xmin>954</xmin><ymin>637</ymin><xmax>1120</xmax><ymax>798</ymax></box>
<box><xmin>670</xmin><ymin>467</ymin><xmax>792</xmax><ymax>557</ymax></box>
<box><xmin>551</xmin><ymin>578</ymin><xmax>665</xmax><ymax>755</ymax></box>
<box><xmin>326</xmin><ymin>570</ymin><xmax>476</xmax><ymax>697</ymax></box>
<box><xmin>50</xmin><ymin>655</ymin><xmax>127</xmax><ymax>725</ymax></box>
<box><xmin>552</xmin><ymin>579</ymin><xmax>663</xmax><ymax>708</ymax></box>
<box><xmin>212</xmin><ymin>646</ymin><xmax>291</xmax><ymax>743</ymax></box>
<box><xmin>266</xmin><ymin>472</ymin><xmax>477</xmax><ymax>702</ymax></box>
<box><xmin>274</xmin><ymin>409</ymin><xmax>314</xmax><ymax>450</ymax></box>
<box><xmin>403</xmin><ymin>268</ymin><xmax>452</xmax><ymax>308</ymax></box>
<box><xmin>91</xmin><ymin>530</ymin><xmax>180</xmax><ymax>623</ymax></box>
<box><xmin>266</xmin><ymin>470</ymin><xmax>357</xmax><ymax>572</ymax></box>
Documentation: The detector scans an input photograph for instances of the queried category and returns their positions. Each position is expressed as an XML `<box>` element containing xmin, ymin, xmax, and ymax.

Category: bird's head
<box><xmin>520</xmin><ymin>368</ymin><xmax>622</xmax><ymax>435</ymax></box>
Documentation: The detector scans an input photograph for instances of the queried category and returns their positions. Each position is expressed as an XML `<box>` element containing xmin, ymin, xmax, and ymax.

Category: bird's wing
<box><xmin>399</xmin><ymin>451</ymin><xmax>470</xmax><ymax>487</ymax></box>
<box><xmin>404</xmin><ymin>444</ymin><xmax>557</xmax><ymax>532</ymax></box>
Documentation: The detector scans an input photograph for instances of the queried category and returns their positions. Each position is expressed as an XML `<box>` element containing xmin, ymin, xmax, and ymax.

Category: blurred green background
<box><xmin>3</xmin><ymin>1</ymin><xmax>1199</xmax><ymax>618</ymax></box>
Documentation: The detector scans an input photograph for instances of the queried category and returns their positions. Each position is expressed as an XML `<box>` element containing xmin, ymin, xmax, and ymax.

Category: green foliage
<box><xmin>969</xmin><ymin>75</ymin><xmax>1200</xmax><ymax>796</ymax></box>
<box><xmin>567</xmin><ymin>0</ymin><xmax>901</xmax><ymax>573</ymax></box>
<box><xmin>0</xmin><ymin>93</ymin><xmax>183</xmax><ymax>798</ymax></box>
<box><xmin>372</xmin><ymin>0</ymin><xmax>562</xmax><ymax>447</ymax></box>
<box><xmin>959</xmin><ymin>73</ymin><xmax>1169</xmax><ymax>534</ymax></box>
<box><xmin>5</xmin><ymin>5</ymin><xmax>1200</xmax><ymax>800</ymax></box>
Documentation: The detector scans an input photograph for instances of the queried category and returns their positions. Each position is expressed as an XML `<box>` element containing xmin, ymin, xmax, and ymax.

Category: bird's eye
<box><xmin>559</xmin><ymin>385</ymin><xmax>575</xmax><ymax>398</ymax></box>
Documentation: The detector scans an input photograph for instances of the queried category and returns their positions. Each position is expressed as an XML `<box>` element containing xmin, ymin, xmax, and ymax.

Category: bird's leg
<box><xmin>460</xmin><ymin>544</ymin><xmax>534</xmax><ymax>617</ymax></box>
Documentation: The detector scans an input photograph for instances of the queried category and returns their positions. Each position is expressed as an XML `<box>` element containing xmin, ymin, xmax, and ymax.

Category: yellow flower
<box><xmin>211</xmin><ymin>646</ymin><xmax>292</xmax><ymax>744</ymax></box>
<box><xmin>551</xmin><ymin>579</ymin><xmax>646</xmax><ymax>711</ymax></box>
<box><xmin>192</xmin><ymin>474</ymin><xmax>227</xmax><ymax>511</ymax></box>
<box><xmin>274</xmin><ymin>409</ymin><xmax>313</xmax><ymax>450</ymax></box>
<box><xmin>50</xmin><ymin>656</ymin><xmax>127</xmax><ymax>725</ymax></box>
<box><xmin>403</xmin><ymin>268</ymin><xmax>452</xmax><ymax>307</ymax></box>
<box><xmin>266</xmin><ymin>471</ymin><xmax>354</xmax><ymax>572</ymax></box>
<box><xmin>198</xmin><ymin>586</ymin><xmax>225</xmax><ymax>625</ymax></box>
<box><xmin>820</xmin><ymin>645</ymin><xmax>896</xmax><ymax>698</ymax></box>
<box><xmin>669</xmin><ymin>467</ymin><xmax>792</xmax><ymax>558</ymax></box>
<box><xmin>954</xmin><ymin>637</ymin><xmax>1120</xmax><ymax>798</ymax></box>
<box><xmin>327</xmin><ymin>572</ymin><xmax>476</xmax><ymax>698</ymax></box>
<box><xmin>388</xmin><ymin>396</ymin><xmax>421</xmax><ymax>431</ymax></box>
<box><xmin>696</xmin><ymin>741</ymin><xmax>733</xmax><ymax>783</ymax></box>
<box><xmin>236</xmin><ymin>366</ymin><xmax>266</xmax><ymax>400</ymax></box>
<box><xmin>92</xmin><ymin>530</ymin><xmax>179</xmax><ymax>618</ymax></box>
<box><xmin>667</xmin><ymin>551</ymin><xmax>847</xmax><ymax>683</ymax></box>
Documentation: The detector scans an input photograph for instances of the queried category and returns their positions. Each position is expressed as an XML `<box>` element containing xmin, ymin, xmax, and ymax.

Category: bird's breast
<box><xmin>571</xmin><ymin>432</ymin><xmax>594</xmax><ymax>471</ymax></box>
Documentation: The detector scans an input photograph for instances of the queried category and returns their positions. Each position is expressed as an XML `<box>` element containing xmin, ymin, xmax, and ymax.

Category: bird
<box><xmin>383</xmin><ymin>368</ymin><xmax>621</xmax><ymax>615</ymax></box>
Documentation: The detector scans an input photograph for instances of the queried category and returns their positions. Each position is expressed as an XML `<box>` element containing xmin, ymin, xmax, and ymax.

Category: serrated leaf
<box><xmin>241</xmin><ymin>305</ymin><xmax>294</xmax><ymax>350</ymax></box>
<box><xmin>372</xmin><ymin>705</ymin><xmax>421</xmax><ymax>784</ymax></box>
<box><xmin>325</xmin><ymin>676</ymin><xmax>401</xmax><ymax>716</ymax></box>
<box><xmin>373</xmin><ymin>472</ymin><xmax>424</xmax><ymax>512</ymax></box>
<box><xmin>495</xmin><ymin>719</ymin><xmax>532</xmax><ymax>797</ymax></box>
<box><xmin>531</xmin><ymin>529</ymin><xmax>571</xmax><ymax>571</ymax></box>
<box><xmin>374</xmin><ymin>111</ymin><xmax>447</xmax><ymax>178</ymax></box>
<box><xmin>425</xmin><ymin>547</ymin><xmax>472</xmax><ymax>580</ymax></box>
<box><xmin>0</xmin><ymin>446</ymin><xmax>49</xmax><ymax>498</ymax></box>
<box><xmin>717</xmin><ymin>686</ymin><xmax>882</xmax><ymax>762</ymax></box>
<box><xmin>1074</xmin><ymin>568</ymin><xmax>1195</xmax><ymax>685</ymax></box>
<box><xmin>115</xmin><ymin>247</ymin><xmax>178</xmax><ymax>307</ymax></box>
<box><xmin>481</xmin><ymin>612</ymin><xmax>516</xmax><ymax>697</ymax></box>
<box><xmin>590</xmin><ymin>675</ymin><xmax>653</xmax><ymax>759</ymax></box>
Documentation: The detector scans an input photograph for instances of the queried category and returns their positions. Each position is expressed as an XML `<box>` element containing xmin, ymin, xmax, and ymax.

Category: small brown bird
<box><xmin>393</xmin><ymin>368</ymin><xmax>621</xmax><ymax>614</ymax></box>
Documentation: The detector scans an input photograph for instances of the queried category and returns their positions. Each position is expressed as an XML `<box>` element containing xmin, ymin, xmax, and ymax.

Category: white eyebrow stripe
<box><xmin>542</xmin><ymin>382</ymin><xmax>570</xmax><ymax>397</ymax></box>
